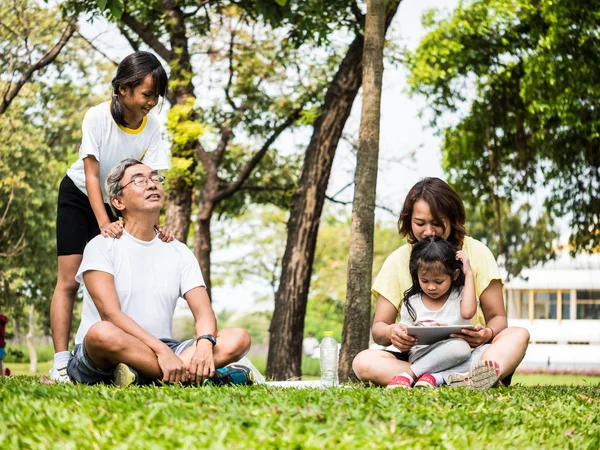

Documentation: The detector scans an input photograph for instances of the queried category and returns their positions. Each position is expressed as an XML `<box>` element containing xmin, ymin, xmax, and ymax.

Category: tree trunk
<box><xmin>266</xmin><ymin>1</ymin><xmax>401</xmax><ymax>381</ymax></box>
<box><xmin>13</xmin><ymin>318</ymin><xmax>21</xmax><ymax>345</ymax></box>
<box><xmin>193</xmin><ymin>200</ymin><xmax>213</xmax><ymax>299</ymax></box>
<box><xmin>165</xmin><ymin>187</ymin><xmax>193</xmax><ymax>244</ymax></box>
<box><xmin>339</xmin><ymin>0</ymin><xmax>386</xmax><ymax>382</ymax></box>
<box><xmin>26</xmin><ymin>304</ymin><xmax>37</xmax><ymax>374</ymax></box>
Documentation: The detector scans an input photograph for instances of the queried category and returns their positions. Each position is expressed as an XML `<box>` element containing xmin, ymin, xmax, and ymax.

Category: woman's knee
<box><xmin>352</xmin><ymin>349</ymin><xmax>379</xmax><ymax>380</ymax></box>
<box><xmin>514</xmin><ymin>326</ymin><xmax>531</xmax><ymax>343</ymax></box>
<box><xmin>498</xmin><ymin>326</ymin><xmax>530</xmax><ymax>345</ymax></box>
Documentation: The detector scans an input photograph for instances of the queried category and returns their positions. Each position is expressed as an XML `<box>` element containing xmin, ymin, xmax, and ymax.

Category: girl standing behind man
<box><xmin>50</xmin><ymin>52</ymin><xmax>173</xmax><ymax>382</ymax></box>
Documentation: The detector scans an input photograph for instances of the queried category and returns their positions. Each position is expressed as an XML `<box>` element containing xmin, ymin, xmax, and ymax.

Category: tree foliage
<box><xmin>406</xmin><ymin>0</ymin><xmax>599</xmax><ymax>257</ymax></box>
<box><xmin>0</xmin><ymin>0</ymin><xmax>111</xmax><ymax>324</ymax></box>
<box><xmin>0</xmin><ymin>0</ymin><xmax>77</xmax><ymax>114</ymax></box>
<box><xmin>466</xmin><ymin>201</ymin><xmax>559</xmax><ymax>280</ymax></box>
<box><xmin>66</xmin><ymin>0</ymin><xmax>354</xmax><ymax>294</ymax></box>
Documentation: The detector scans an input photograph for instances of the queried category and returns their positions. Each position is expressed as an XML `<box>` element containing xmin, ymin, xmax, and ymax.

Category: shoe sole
<box><xmin>203</xmin><ymin>365</ymin><xmax>255</xmax><ymax>386</ymax></box>
<box><xmin>414</xmin><ymin>381</ymin><xmax>434</xmax><ymax>388</ymax></box>
<box><xmin>228</xmin><ymin>364</ymin><xmax>255</xmax><ymax>385</ymax></box>
<box><xmin>447</xmin><ymin>360</ymin><xmax>502</xmax><ymax>389</ymax></box>
<box><xmin>114</xmin><ymin>363</ymin><xmax>136</xmax><ymax>388</ymax></box>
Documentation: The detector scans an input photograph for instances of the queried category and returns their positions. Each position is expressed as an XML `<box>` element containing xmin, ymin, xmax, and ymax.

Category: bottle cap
<box><xmin>324</xmin><ymin>331</ymin><xmax>333</xmax><ymax>337</ymax></box>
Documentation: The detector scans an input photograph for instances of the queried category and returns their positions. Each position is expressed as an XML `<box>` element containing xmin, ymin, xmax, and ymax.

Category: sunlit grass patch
<box><xmin>1</xmin><ymin>376</ymin><xmax>599</xmax><ymax>449</ymax></box>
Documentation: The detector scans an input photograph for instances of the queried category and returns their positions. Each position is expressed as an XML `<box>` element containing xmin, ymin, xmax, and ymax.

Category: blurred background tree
<box><xmin>406</xmin><ymin>0</ymin><xmax>599</xmax><ymax>266</ymax></box>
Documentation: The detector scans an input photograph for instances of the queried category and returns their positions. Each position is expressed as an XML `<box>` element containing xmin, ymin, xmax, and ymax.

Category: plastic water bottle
<box><xmin>320</xmin><ymin>331</ymin><xmax>339</xmax><ymax>387</ymax></box>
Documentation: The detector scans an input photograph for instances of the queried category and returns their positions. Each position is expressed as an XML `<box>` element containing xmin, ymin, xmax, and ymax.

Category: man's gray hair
<box><xmin>105</xmin><ymin>158</ymin><xmax>143</xmax><ymax>218</ymax></box>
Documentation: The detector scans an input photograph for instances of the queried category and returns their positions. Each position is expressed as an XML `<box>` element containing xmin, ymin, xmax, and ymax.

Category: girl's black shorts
<box><xmin>56</xmin><ymin>175</ymin><xmax>116</xmax><ymax>256</ymax></box>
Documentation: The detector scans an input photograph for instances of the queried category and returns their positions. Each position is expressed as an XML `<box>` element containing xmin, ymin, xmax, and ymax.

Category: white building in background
<box><xmin>504</xmin><ymin>250</ymin><xmax>600</xmax><ymax>370</ymax></box>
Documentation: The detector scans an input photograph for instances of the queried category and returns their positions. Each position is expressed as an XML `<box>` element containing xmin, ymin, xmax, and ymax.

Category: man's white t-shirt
<box><xmin>66</xmin><ymin>102</ymin><xmax>170</xmax><ymax>202</ymax></box>
<box><xmin>74</xmin><ymin>231</ymin><xmax>205</xmax><ymax>345</ymax></box>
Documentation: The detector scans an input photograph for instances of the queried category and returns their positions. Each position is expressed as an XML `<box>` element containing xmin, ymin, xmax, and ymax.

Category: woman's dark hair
<box><xmin>398</xmin><ymin>177</ymin><xmax>466</xmax><ymax>248</ymax></box>
<box><xmin>402</xmin><ymin>236</ymin><xmax>464</xmax><ymax>322</ymax></box>
<box><xmin>111</xmin><ymin>51</ymin><xmax>168</xmax><ymax>127</ymax></box>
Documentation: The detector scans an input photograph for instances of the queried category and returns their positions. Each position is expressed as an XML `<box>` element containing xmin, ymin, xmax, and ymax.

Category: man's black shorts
<box><xmin>56</xmin><ymin>175</ymin><xmax>116</xmax><ymax>256</ymax></box>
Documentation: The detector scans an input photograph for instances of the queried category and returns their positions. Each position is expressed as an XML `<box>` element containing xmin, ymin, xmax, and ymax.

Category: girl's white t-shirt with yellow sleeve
<box><xmin>372</xmin><ymin>236</ymin><xmax>503</xmax><ymax>325</ymax></box>
<box><xmin>66</xmin><ymin>102</ymin><xmax>170</xmax><ymax>202</ymax></box>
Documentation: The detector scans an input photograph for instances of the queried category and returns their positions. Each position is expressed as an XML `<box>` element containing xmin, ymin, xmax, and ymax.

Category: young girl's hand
<box><xmin>456</xmin><ymin>250</ymin><xmax>472</xmax><ymax>275</ymax></box>
<box><xmin>155</xmin><ymin>225</ymin><xmax>175</xmax><ymax>242</ymax></box>
<box><xmin>389</xmin><ymin>324</ymin><xmax>417</xmax><ymax>352</ymax></box>
<box><xmin>100</xmin><ymin>221</ymin><xmax>124</xmax><ymax>239</ymax></box>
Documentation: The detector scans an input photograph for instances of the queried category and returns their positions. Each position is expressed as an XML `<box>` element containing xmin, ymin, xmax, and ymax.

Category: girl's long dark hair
<box><xmin>402</xmin><ymin>236</ymin><xmax>465</xmax><ymax>322</ymax></box>
<box><xmin>111</xmin><ymin>51</ymin><xmax>168</xmax><ymax>127</ymax></box>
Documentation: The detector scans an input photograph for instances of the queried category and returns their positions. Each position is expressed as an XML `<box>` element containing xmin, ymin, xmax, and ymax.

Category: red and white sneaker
<box><xmin>414</xmin><ymin>373</ymin><xmax>436</xmax><ymax>389</ymax></box>
<box><xmin>387</xmin><ymin>374</ymin><xmax>413</xmax><ymax>389</ymax></box>
<box><xmin>447</xmin><ymin>360</ymin><xmax>502</xmax><ymax>389</ymax></box>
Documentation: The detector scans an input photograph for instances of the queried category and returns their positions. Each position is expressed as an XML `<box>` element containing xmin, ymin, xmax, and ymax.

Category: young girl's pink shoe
<box><xmin>387</xmin><ymin>374</ymin><xmax>413</xmax><ymax>389</ymax></box>
<box><xmin>414</xmin><ymin>373</ymin><xmax>436</xmax><ymax>388</ymax></box>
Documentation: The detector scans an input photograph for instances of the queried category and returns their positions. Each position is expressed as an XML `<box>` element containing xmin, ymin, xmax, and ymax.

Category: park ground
<box><xmin>1</xmin><ymin>358</ymin><xmax>599</xmax><ymax>449</ymax></box>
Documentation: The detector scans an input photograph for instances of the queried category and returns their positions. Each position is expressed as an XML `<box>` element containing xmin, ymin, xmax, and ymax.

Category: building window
<box><xmin>576</xmin><ymin>290</ymin><xmax>600</xmax><ymax>319</ymax></box>
<box><xmin>561</xmin><ymin>292</ymin><xmax>570</xmax><ymax>320</ymax></box>
<box><xmin>518</xmin><ymin>291</ymin><xmax>529</xmax><ymax>319</ymax></box>
<box><xmin>534</xmin><ymin>292</ymin><xmax>557</xmax><ymax>319</ymax></box>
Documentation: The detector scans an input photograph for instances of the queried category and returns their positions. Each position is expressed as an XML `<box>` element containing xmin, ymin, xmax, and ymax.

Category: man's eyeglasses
<box><xmin>119</xmin><ymin>174</ymin><xmax>165</xmax><ymax>192</ymax></box>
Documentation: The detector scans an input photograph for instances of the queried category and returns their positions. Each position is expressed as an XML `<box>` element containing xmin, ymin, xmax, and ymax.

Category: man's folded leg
<box><xmin>74</xmin><ymin>321</ymin><xmax>165</xmax><ymax>385</ymax></box>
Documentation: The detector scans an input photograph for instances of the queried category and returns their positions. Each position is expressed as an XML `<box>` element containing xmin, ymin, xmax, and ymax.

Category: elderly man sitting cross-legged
<box><xmin>67</xmin><ymin>158</ymin><xmax>252</xmax><ymax>387</ymax></box>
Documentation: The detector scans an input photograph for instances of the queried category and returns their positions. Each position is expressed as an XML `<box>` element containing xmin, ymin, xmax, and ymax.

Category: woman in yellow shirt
<box><xmin>352</xmin><ymin>177</ymin><xmax>530</xmax><ymax>388</ymax></box>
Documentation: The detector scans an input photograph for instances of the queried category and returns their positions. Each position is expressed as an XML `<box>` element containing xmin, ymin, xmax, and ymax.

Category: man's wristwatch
<box><xmin>196</xmin><ymin>334</ymin><xmax>217</xmax><ymax>346</ymax></box>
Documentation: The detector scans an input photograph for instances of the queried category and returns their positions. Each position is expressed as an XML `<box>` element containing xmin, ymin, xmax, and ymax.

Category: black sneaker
<box><xmin>203</xmin><ymin>364</ymin><xmax>254</xmax><ymax>386</ymax></box>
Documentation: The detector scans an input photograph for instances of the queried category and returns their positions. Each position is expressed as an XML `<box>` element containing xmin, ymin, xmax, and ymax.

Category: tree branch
<box><xmin>0</xmin><ymin>186</ymin><xmax>27</xmax><ymax>258</ymax></box>
<box><xmin>237</xmin><ymin>184</ymin><xmax>296</xmax><ymax>192</ymax></box>
<box><xmin>76</xmin><ymin>33</ymin><xmax>119</xmax><ymax>66</ymax></box>
<box><xmin>117</xmin><ymin>24</ymin><xmax>140</xmax><ymax>52</ymax></box>
<box><xmin>182</xmin><ymin>0</ymin><xmax>211</xmax><ymax>19</ymax></box>
<box><xmin>0</xmin><ymin>17</ymin><xmax>77</xmax><ymax>115</ymax></box>
<box><xmin>0</xmin><ymin>230</ymin><xmax>26</xmax><ymax>258</ymax></box>
<box><xmin>330</xmin><ymin>181</ymin><xmax>354</xmax><ymax>199</ymax></box>
<box><xmin>1</xmin><ymin>52</ymin><xmax>15</xmax><ymax>107</ymax></box>
<box><xmin>325</xmin><ymin>196</ymin><xmax>395</xmax><ymax>215</ymax></box>
<box><xmin>215</xmin><ymin>106</ymin><xmax>304</xmax><ymax>202</ymax></box>
<box><xmin>351</xmin><ymin>1</ymin><xmax>365</xmax><ymax>28</ymax></box>
<box><xmin>224</xmin><ymin>27</ymin><xmax>238</xmax><ymax>111</ymax></box>
<box><xmin>120</xmin><ymin>12</ymin><xmax>173</xmax><ymax>61</ymax></box>
<box><xmin>213</xmin><ymin>125</ymin><xmax>233</xmax><ymax>166</ymax></box>
<box><xmin>194</xmin><ymin>139</ymin><xmax>212</xmax><ymax>169</ymax></box>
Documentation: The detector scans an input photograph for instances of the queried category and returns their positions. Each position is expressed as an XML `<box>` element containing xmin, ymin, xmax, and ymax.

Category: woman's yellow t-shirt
<box><xmin>372</xmin><ymin>236</ymin><xmax>503</xmax><ymax>325</ymax></box>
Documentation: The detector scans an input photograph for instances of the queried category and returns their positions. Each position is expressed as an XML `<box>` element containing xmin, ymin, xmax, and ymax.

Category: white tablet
<box><xmin>406</xmin><ymin>325</ymin><xmax>476</xmax><ymax>345</ymax></box>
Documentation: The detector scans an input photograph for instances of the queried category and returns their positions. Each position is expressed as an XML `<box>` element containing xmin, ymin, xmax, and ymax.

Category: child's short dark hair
<box><xmin>402</xmin><ymin>236</ymin><xmax>464</xmax><ymax>322</ymax></box>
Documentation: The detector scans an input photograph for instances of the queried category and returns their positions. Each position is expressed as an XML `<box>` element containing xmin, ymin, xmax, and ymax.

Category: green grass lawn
<box><xmin>1</xmin><ymin>375</ymin><xmax>598</xmax><ymax>449</ymax></box>
<box><xmin>8</xmin><ymin>362</ymin><xmax>53</xmax><ymax>376</ymax></box>
<box><xmin>8</xmin><ymin>360</ymin><xmax>600</xmax><ymax>386</ymax></box>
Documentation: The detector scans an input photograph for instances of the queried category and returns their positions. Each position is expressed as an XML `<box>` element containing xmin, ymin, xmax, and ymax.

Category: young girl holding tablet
<box><xmin>386</xmin><ymin>236</ymin><xmax>480</xmax><ymax>388</ymax></box>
